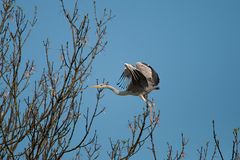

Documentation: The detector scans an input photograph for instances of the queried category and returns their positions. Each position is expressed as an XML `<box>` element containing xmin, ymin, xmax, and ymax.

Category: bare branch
<box><xmin>0</xmin><ymin>0</ymin><xmax>111</xmax><ymax>159</ymax></box>
<box><xmin>212</xmin><ymin>120</ymin><xmax>224</xmax><ymax>160</ymax></box>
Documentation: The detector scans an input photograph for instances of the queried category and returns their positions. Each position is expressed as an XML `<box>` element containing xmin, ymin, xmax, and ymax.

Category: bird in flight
<box><xmin>91</xmin><ymin>62</ymin><xmax>160</xmax><ymax>104</ymax></box>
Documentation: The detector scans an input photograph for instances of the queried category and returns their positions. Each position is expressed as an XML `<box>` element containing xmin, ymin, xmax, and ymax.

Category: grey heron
<box><xmin>91</xmin><ymin>62</ymin><xmax>160</xmax><ymax>103</ymax></box>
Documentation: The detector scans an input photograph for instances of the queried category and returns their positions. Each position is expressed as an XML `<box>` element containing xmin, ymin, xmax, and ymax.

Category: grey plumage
<box><xmin>117</xmin><ymin>62</ymin><xmax>160</xmax><ymax>101</ymax></box>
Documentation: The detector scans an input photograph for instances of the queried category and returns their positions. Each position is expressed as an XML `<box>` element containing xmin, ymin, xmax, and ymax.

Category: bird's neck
<box><xmin>106</xmin><ymin>85</ymin><xmax>130</xmax><ymax>96</ymax></box>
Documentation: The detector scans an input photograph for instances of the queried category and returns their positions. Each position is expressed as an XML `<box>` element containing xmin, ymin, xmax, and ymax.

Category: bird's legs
<box><xmin>139</xmin><ymin>95</ymin><xmax>153</xmax><ymax>124</ymax></box>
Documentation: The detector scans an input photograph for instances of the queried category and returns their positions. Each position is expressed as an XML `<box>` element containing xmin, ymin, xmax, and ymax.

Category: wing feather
<box><xmin>117</xmin><ymin>64</ymin><xmax>148</xmax><ymax>90</ymax></box>
<box><xmin>117</xmin><ymin>68</ymin><xmax>131</xmax><ymax>89</ymax></box>
<box><xmin>136</xmin><ymin>62</ymin><xmax>160</xmax><ymax>86</ymax></box>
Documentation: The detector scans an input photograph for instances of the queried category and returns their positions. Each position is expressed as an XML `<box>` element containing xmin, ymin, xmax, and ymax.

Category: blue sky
<box><xmin>18</xmin><ymin>0</ymin><xmax>240</xmax><ymax>159</ymax></box>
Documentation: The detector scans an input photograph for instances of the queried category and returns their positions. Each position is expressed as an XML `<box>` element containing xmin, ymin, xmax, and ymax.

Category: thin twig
<box><xmin>212</xmin><ymin>120</ymin><xmax>224</xmax><ymax>160</ymax></box>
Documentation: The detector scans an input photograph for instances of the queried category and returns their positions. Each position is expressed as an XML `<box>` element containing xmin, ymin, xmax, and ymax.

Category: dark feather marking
<box><xmin>141</xmin><ymin>62</ymin><xmax>159</xmax><ymax>85</ymax></box>
<box><xmin>117</xmin><ymin>65</ymin><xmax>149</xmax><ymax>90</ymax></box>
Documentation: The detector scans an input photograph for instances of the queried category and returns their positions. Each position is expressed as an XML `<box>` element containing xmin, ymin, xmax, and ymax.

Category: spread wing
<box><xmin>117</xmin><ymin>64</ymin><xmax>148</xmax><ymax>90</ymax></box>
<box><xmin>136</xmin><ymin>62</ymin><xmax>160</xmax><ymax>86</ymax></box>
<box><xmin>117</xmin><ymin>68</ymin><xmax>131</xmax><ymax>89</ymax></box>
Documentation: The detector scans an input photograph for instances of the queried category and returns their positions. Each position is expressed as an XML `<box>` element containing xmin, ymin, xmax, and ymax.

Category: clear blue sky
<box><xmin>18</xmin><ymin>0</ymin><xmax>240</xmax><ymax>159</ymax></box>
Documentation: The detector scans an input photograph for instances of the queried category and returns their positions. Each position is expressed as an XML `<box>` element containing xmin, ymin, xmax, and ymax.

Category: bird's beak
<box><xmin>90</xmin><ymin>85</ymin><xmax>101</xmax><ymax>88</ymax></box>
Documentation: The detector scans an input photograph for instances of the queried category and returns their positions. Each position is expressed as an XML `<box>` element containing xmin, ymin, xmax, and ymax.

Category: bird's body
<box><xmin>91</xmin><ymin>62</ymin><xmax>160</xmax><ymax>103</ymax></box>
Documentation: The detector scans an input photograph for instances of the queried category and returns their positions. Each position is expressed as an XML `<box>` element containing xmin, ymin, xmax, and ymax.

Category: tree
<box><xmin>0</xmin><ymin>0</ymin><xmax>111</xmax><ymax>159</ymax></box>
